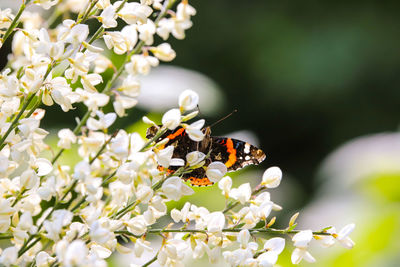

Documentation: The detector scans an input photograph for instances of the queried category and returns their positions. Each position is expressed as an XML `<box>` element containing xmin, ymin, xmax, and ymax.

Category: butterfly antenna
<box><xmin>196</xmin><ymin>104</ymin><xmax>204</xmax><ymax>118</ymax></box>
<box><xmin>209</xmin><ymin>109</ymin><xmax>238</xmax><ymax>129</ymax></box>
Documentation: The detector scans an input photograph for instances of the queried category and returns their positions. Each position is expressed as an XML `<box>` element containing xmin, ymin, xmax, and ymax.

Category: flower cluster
<box><xmin>0</xmin><ymin>1</ymin><xmax>354</xmax><ymax>266</ymax></box>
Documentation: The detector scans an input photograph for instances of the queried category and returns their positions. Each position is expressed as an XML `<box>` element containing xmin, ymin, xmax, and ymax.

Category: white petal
<box><xmin>291</xmin><ymin>248</ymin><xmax>304</xmax><ymax>264</ymax></box>
<box><xmin>264</xmin><ymin>237</ymin><xmax>285</xmax><ymax>254</ymax></box>
<box><xmin>162</xmin><ymin>108</ymin><xmax>181</xmax><ymax>130</ymax></box>
<box><xmin>206</xmin><ymin>162</ymin><xmax>227</xmax><ymax>183</ymax></box>
<box><xmin>91</xmin><ymin>244</ymin><xmax>112</xmax><ymax>259</ymax></box>
<box><xmin>262</xmin><ymin>166</ymin><xmax>282</xmax><ymax>188</ymax></box>
<box><xmin>292</xmin><ymin>230</ymin><xmax>313</xmax><ymax>248</ymax></box>
<box><xmin>337</xmin><ymin>223</ymin><xmax>355</xmax><ymax>240</ymax></box>
<box><xmin>179</xmin><ymin>89</ymin><xmax>199</xmax><ymax>111</ymax></box>
<box><xmin>35</xmin><ymin>158</ymin><xmax>53</xmax><ymax>176</ymax></box>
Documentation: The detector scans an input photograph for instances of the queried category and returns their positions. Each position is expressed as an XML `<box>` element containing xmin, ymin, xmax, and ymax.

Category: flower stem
<box><xmin>1</xmin><ymin>0</ymin><xmax>31</xmax><ymax>44</ymax></box>
<box><xmin>18</xmin><ymin>235</ymin><xmax>41</xmax><ymax>257</ymax></box>
<box><xmin>142</xmin><ymin>254</ymin><xmax>158</xmax><ymax>267</ymax></box>
<box><xmin>11</xmin><ymin>188</ymin><xmax>26</xmax><ymax>207</ymax></box>
<box><xmin>51</xmin><ymin>111</ymin><xmax>91</xmax><ymax>164</ymax></box>
<box><xmin>78</xmin><ymin>0</ymin><xmax>99</xmax><ymax>23</ymax></box>
<box><xmin>140</xmin><ymin>128</ymin><xmax>167</xmax><ymax>152</ymax></box>
<box><xmin>117</xmin><ymin>227</ymin><xmax>332</xmax><ymax>237</ymax></box>
<box><xmin>0</xmin><ymin>93</ymin><xmax>36</xmax><ymax>150</ymax></box>
<box><xmin>101</xmin><ymin>169</ymin><xmax>117</xmax><ymax>186</ymax></box>
<box><xmin>0</xmin><ymin>234</ymin><xmax>13</xmax><ymax>240</ymax></box>
<box><xmin>89</xmin><ymin>130</ymin><xmax>119</xmax><ymax>164</ymax></box>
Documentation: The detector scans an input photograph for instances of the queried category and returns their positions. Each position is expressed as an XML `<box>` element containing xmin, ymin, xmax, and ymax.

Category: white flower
<box><xmin>186</xmin><ymin>151</ymin><xmax>206</xmax><ymax>166</ymax></box>
<box><xmin>32</xmin><ymin>158</ymin><xmax>53</xmax><ymax>176</ymax></box>
<box><xmin>36</xmin><ymin>28</ymin><xmax>64</xmax><ymax>59</ymax></box>
<box><xmin>73</xmin><ymin>161</ymin><xmax>91</xmax><ymax>181</ymax></box>
<box><xmin>96</xmin><ymin>0</ymin><xmax>111</xmax><ymax>9</ymax></box>
<box><xmin>291</xmin><ymin>230</ymin><xmax>315</xmax><ymax>264</ymax></box>
<box><xmin>0</xmin><ymin>8</ymin><xmax>14</xmax><ymax>29</ymax></box>
<box><xmin>291</xmin><ymin>247</ymin><xmax>316</xmax><ymax>264</ymax></box>
<box><xmin>87</xmin><ymin>111</ymin><xmax>117</xmax><ymax>131</ymax></box>
<box><xmin>151</xmin><ymin>43</ymin><xmax>176</xmax><ymax>62</ymax></box>
<box><xmin>156</xmin><ymin>16</ymin><xmax>193</xmax><ymax>40</ymax></box>
<box><xmin>161</xmin><ymin>176</ymin><xmax>194</xmax><ymax>201</ymax></box>
<box><xmin>257</xmin><ymin>237</ymin><xmax>285</xmax><ymax>266</ymax></box>
<box><xmin>157</xmin><ymin>237</ymin><xmax>188</xmax><ymax>265</ymax></box>
<box><xmin>43</xmin><ymin>210</ymin><xmax>73</xmax><ymax>241</ymax></box>
<box><xmin>176</xmin><ymin>1</ymin><xmax>197</xmax><ymax>20</ymax></box>
<box><xmin>126</xmin><ymin>216</ymin><xmax>147</xmax><ymax>236</ymax></box>
<box><xmin>138</xmin><ymin>19</ymin><xmax>156</xmax><ymax>45</ymax></box>
<box><xmin>261</xmin><ymin>166</ymin><xmax>282</xmax><ymax>188</ymax></box>
<box><xmin>33</xmin><ymin>0</ymin><xmax>58</xmax><ymax>10</ymax></box>
<box><xmin>62</xmin><ymin>21</ymin><xmax>89</xmax><ymax>46</ymax></box>
<box><xmin>114</xmin><ymin>95</ymin><xmax>139</xmax><ymax>117</ymax></box>
<box><xmin>76</xmin><ymin>89</ymin><xmax>110</xmax><ymax>111</ymax></box>
<box><xmin>116</xmin><ymin>162</ymin><xmax>137</xmax><ymax>184</ymax></box>
<box><xmin>43</xmin><ymin>76</ymin><xmax>76</xmax><ymax>112</ymax></box>
<box><xmin>335</xmin><ymin>223</ymin><xmax>355</xmax><ymax>249</ymax></box>
<box><xmin>185</xmin><ymin>119</ymin><xmax>205</xmax><ymax>141</ymax></box>
<box><xmin>230</xmin><ymin>183</ymin><xmax>251</xmax><ymax>205</ymax></box>
<box><xmin>20</xmin><ymin>169</ymin><xmax>39</xmax><ymax>189</ymax></box>
<box><xmin>90</xmin><ymin>221</ymin><xmax>114</xmax><ymax>245</ymax></box>
<box><xmin>170</xmin><ymin>202</ymin><xmax>191</xmax><ymax>223</ymax></box>
<box><xmin>162</xmin><ymin>108</ymin><xmax>181</xmax><ymax>130</ymax></box>
<box><xmin>317</xmin><ymin>227</ymin><xmax>336</xmax><ymax>248</ymax></box>
<box><xmin>218</xmin><ymin>176</ymin><xmax>232</xmax><ymax>197</ymax></box>
<box><xmin>0</xmin><ymin>246</ymin><xmax>18</xmax><ymax>266</ymax></box>
<box><xmin>206</xmin><ymin>162</ymin><xmax>227</xmax><ymax>183</ymax></box>
<box><xmin>98</xmin><ymin>6</ymin><xmax>117</xmax><ymax>28</ymax></box>
<box><xmin>134</xmin><ymin>238</ymin><xmax>153</xmax><ymax>257</ymax></box>
<box><xmin>103</xmin><ymin>25</ymin><xmax>137</xmax><ymax>55</ymax></box>
<box><xmin>292</xmin><ymin>230</ymin><xmax>313</xmax><ymax>248</ymax></box>
<box><xmin>81</xmin><ymin>73</ymin><xmax>103</xmax><ymax>92</ymax></box>
<box><xmin>91</xmin><ymin>244</ymin><xmax>112</xmax><ymax>259</ymax></box>
<box><xmin>57</xmin><ymin>129</ymin><xmax>77</xmax><ymax>149</ymax></box>
<box><xmin>0</xmin><ymin>198</ymin><xmax>15</xmax><ymax>233</ymax></box>
<box><xmin>117</xmin><ymin>74</ymin><xmax>140</xmax><ymax>97</ymax></box>
<box><xmin>136</xmin><ymin>185</ymin><xmax>153</xmax><ymax>203</ymax></box>
<box><xmin>206</xmin><ymin>211</ymin><xmax>225</xmax><ymax>233</ymax></box>
<box><xmin>251</xmin><ymin>192</ymin><xmax>273</xmax><ymax>220</ymax></box>
<box><xmin>117</xmin><ymin>2</ymin><xmax>152</xmax><ymax>24</ymax></box>
<box><xmin>156</xmin><ymin>145</ymin><xmax>174</xmax><ymax>168</ymax></box>
<box><xmin>125</xmin><ymin>54</ymin><xmax>159</xmax><ymax>75</ymax></box>
<box><xmin>64</xmin><ymin>240</ymin><xmax>88</xmax><ymax>266</ymax></box>
<box><xmin>179</xmin><ymin>89</ymin><xmax>199</xmax><ymax>111</ymax></box>
<box><xmin>65</xmin><ymin>53</ymin><xmax>90</xmax><ymax>83</ymax></box>
<box><xmin>18</xmin><ymin>211</ymin><xmax>33</xmax><ymax>231</ymax></box>
<box><xmin>237</xmin><ymin>229</ymin><xmax>257</xmax><ymax>249</ymax></box>
<box><xmin>36</xmin><ymin>251</ymin><xmax>55</xmax><ymax>267</ymax></box>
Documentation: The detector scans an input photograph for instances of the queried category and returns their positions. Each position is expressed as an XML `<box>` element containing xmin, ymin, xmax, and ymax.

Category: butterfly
<box><xmin>146</xmin><ymin>125</ymin><xmax>266</xmax><ymax>186</ymax></box>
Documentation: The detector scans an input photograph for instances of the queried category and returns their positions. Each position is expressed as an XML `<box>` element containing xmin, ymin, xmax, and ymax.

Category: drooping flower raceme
<box><xmin>0</xmin><ymin>1</ymin><xmax>354</xmax><ymax>267</ymax></box>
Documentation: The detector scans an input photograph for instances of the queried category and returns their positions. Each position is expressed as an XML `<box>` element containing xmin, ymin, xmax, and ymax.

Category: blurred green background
<box><xmin>2</xmin><ymin>0</ymin><xmax>400</xmax><ymax>266</ymax></box>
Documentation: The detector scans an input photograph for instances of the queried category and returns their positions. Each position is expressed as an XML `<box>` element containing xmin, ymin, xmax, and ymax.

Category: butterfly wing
<box><xmin>210</xmin><ymin>137</ymin><xmax>266</xmax><ymax>171</ymax></box>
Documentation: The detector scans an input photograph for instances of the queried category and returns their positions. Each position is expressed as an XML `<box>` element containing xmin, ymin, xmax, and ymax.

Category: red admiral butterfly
<box><xmin>146</xmin><ymin>126</ymin><xmax>266</xmax><ymax>186</ymax></box>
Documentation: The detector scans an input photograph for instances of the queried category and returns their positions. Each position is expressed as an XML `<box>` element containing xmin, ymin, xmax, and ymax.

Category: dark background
<box><xmin>170</xmin><ymin>0</ymin><xmax>400</xmax><ymax>200</ymax></box>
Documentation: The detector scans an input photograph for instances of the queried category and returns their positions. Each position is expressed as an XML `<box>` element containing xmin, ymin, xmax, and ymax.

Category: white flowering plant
<box><xmin>0</xmin><ymin>0</ymin><xmax>355</xmax><ymax>266</ymax></box>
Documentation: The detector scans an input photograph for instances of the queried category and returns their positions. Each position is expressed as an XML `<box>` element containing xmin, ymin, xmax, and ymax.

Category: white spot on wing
<box><xmin>244</xmin><ymin>143</ymin><xmax>251</xmax><ymax>154</ymax></box>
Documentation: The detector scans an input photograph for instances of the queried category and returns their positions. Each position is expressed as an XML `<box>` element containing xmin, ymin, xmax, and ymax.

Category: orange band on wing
<box><xmin>224</xmin><ymin>138</ymin><xmax>237</xmax><ymax>168</ymax></box>
<box><xmin>167</xmin><ymin>128</ymin><xmax>185</xmax><ymax>140</ymax></box>
<box><xmin>187</xmin><ymin>177</ymin><xmax>213</xmax><ymax>186</ymax></box>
